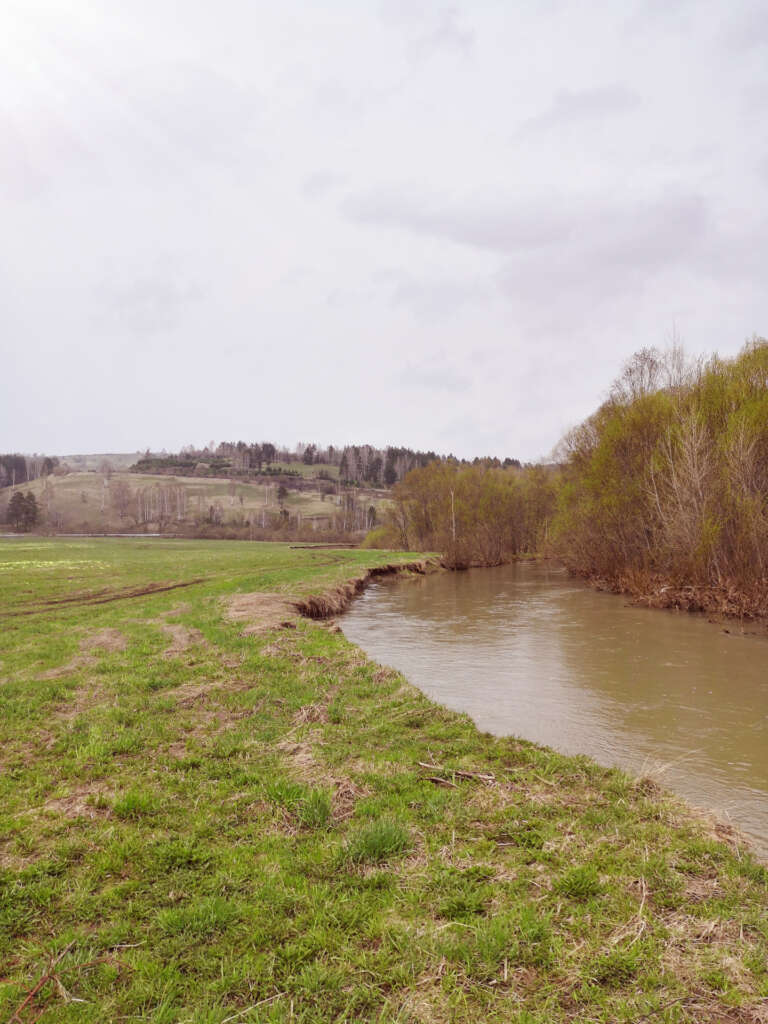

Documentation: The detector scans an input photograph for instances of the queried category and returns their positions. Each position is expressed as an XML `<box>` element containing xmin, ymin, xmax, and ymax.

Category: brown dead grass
<box><xmin>160</xmin><ymin>623</ymin><xmax>206</xmax><ymax>658</ymax></box>
<box><xmin>292</xmin><ymin>703</ymin><xmax>329</xmax><ymax>725</ymax></box>
<box><xmin>55</xmin><ymin>681</ymin><xmax>105</xmax><ymax>723</ymax></box>
<box><xmin>43</xmin><ymin>781</ymin><xmax>111</xmax><ymax>820</ymax></box>
<box><xmin>83</xmin><ymin>628</ymin><xmax>128</xmax><ymax>653</ymax></box>
<box><xmin>226</xmin><ymin>592</ymin><xmax>298</xmax><ymax>634</ymax></box>
<box><xmin>278</xmin><ymin>732</ymin><xmax>368</xmax><ymax>820</ymax></box>
<box><xmin>40</xmin><ymin>656</ymin><xmax>95</xmax><ymax>679</ymax></box>
<box><xmin>174</xmin><ymin>680</ymin><xmax>222</xmax><ymax>708</ymax></box>
<box><xmin>684</xmin><ymin>877</ymin><xmax>726</xmax><ymax>903</ymax></box>
<box><xmin>261</xmin><ymin>635</ymin><xmax>303</xmax><ymax>660</ymax></box>
<box><xmin>40</xmin><ymin>628</ymin><xmax>129</xmax><ymax>679</ymax></box>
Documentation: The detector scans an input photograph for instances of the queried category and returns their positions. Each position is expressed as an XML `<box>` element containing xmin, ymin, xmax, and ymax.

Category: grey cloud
<box><xmin>0</xmin><ymin>103</ymin><xmax>102</xmax><ymax>200</ymax></box>
<box><xmin>378</xmin><ymin>2</ymin><xmax>474</xmax><ymax>59</ymax></box>
<box><xmin>496</xmin><ymin>192</ymin><xmax>710</xmax><ymax>310</ymax></box>
<box><xmin>397</xmin><ymin>362</ymin><xmax>471</xmax><ymax>393</ymax></box>
<box><xmin>375</xmin><ymin>269</ymin><xmax>486</xmax><ymax>318</ymax></box>
<box><xmin>106</xmin><ymin>61</ymin><xmax>263</xmax><ymax>165</ymax></box>
<box><xmin>96</xmin><ymin>277</ymin><xmax>202</xmax><ymax>335</ymax></box>
<box><xmin>516</xmin><ymin>85</ymin><xmax>641</xmax><ymax>137</ymax></box>
<box><xmin>343</xmin><ymin>189</ymin><xmax>572</xmax><ymax>252</ymax></box>
<box><xmin>409</xmin><ymin>8</ymin><xmax>474</xmax><ymax>60</ymax></box>
<box><xmin>723</xmin><ymin>4</ymin><xmax>768</xmax><ymax>50</ymax></box>
<box><xmin>344</xmin><ymin>188</ymin><xmax>709</xmax><ymax>272</ymax></box>
<box><xmin>622</xmin><ymin>0</ymin><xmax>701</xmax><ymax>33</ymax></box>
<box><xmin>302</xmin><ymin>171</ymin><xmax>344</xmax><ymax>199</ymax></box>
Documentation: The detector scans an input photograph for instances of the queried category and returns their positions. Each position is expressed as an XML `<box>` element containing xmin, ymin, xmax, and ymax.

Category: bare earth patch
<box><xmin>278</xmin><ymin>732</ymin><xmax>368</xmax><ymax>820</ymax></box>
<box><xmin>43</xmin><ymin>782</ymin><xmax>111</xmax><ymax>820</ymax></box>
<box><xmin>160</xmin><ymin>623</ymin><xmax>206</xmax><ymax>658</ymax></box>
<box><xmin>226</xmin><ymin>592</ymin><xmax>297</xmax><ymax>635</ymax></box>
<box><xmin>40</xmin><ymin>656</ymin><xmax>96</xmax><ymax>679</ymax></box>
<box><xmin>173</xmin><ymin>679</ymin><xmax>223</xmax><ymax>708</ymax></box>
<box><xmin>83</xmin><ymin>628</ymin><xmax>128</xmax><ymax>653</ymax></box>
<box><xmin>40</xmin><ymin>627</ymin><xmax>129</xmax><ymax>678</ymax></box>
<box><xmin>55</xmin><ymin>681</ymin><xmax>105</xmax><ymax>723</ymax></box>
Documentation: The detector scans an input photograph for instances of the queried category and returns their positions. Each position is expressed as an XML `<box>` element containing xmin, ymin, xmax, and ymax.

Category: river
<box><xmin>342</xmin><ymin>560</ymin><xmax>768</xmax><ymax>853</ymax></box>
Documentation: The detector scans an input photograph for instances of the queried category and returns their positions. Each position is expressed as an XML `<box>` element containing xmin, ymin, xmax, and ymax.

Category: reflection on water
<box><xmin>342</xmin><ymin>561</ymin><xmax>768</xmax><ymax>852</ymax></box>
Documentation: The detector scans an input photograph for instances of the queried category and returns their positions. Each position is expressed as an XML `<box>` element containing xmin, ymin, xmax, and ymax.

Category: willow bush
<box><xmin>384</xmin><ymin>461</ymin><xmax>556</xmax><ymax>568</ymax></box>
<box><xmin>552</xmin><ymin>338</ymin><xmax>768</xmax><ymax>595</ymax></box>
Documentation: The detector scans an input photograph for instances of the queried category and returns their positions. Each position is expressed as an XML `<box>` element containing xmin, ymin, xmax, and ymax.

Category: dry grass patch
<box><xmin>55</xmin><ymin>680</ymin><xmax>105</xmax><ymax>723</ymax></box>
<box><xmin>261</xmin><ymin>635</ymin><xmax>303</xmax><ymax>660</ymax></box>
<box><xmin>685</xmin><ymin>876</ymin><xmax>726</xmax><ymax>903</ymax></box>
<box><xmin>278</xmin><ymin>734</ymin><xmax>323</xmax><ymax>781</ymax></box>
<box><xmin>160</xmin><ymin>622</ymin><xmax>206</xmax><ymax>658</ymax></box>
<box><xmin>174</xmin><ymin>679</ymin><xmax>222</xmax><ymax>708</ymax></box>
<box><xmin>292</xmin><ymin>702</ymin><xmax>328</xmax><ymax>725</ymax></box>
<box><xmin>82</xmin><ymin>628</ymin><xmax>128</xmax><ymax>653</ymax></box>
<box><xmin>43</xmin><ymin>781</ymin><xmax>111</xmax><ymax>820</ymax></box>
<box><xmin>226</xmin><ymin>592</ymin><xmax>297</xmax><ymax>634</ymax></box>
<box><xmin>40</xmin><ymin>657</ymin><xmax>95</xmax><ymax>680</ymax></box>
<box><xmin>39</xmin><ymin>627</ymin><xmax>128</xmax><ymax>679</ymax></box>
<box><xmin>278</xmin><ymin>732</ymin><xmax>369</xmax><ymax>820</ymax></box>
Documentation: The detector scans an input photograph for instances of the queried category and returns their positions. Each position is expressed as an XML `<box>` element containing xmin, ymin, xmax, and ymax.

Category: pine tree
<box><xmin>8</xmin><ymin>491</ymin><xmax>28</xmax><ymax>530</ymax></box>
<box><xmin>23</xmin><ymin>491</ymin><xmax>39</xmax><ymax>529</ymax></box>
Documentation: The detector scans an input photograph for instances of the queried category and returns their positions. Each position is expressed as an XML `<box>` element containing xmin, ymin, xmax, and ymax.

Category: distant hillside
<box><xmin>5</xmin><ymin>470</ymin><xmax>386</xmax><ymax>537</ymax></box>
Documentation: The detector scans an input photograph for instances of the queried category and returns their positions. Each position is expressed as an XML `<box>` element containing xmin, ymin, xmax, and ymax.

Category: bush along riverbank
<box><xmin>1</xmin><ymin>538</ymin><xmax>768</xmax><ymax>1022</ymax></box>
<box><xmin>552</xmin><ymin>340</ymin><xmax>768</xmax><ymax>624</ymax></box>
<box><xmin>372</xmin><ymin>340</ymin><xmax>768</xmax><ymax>623</ymax></box>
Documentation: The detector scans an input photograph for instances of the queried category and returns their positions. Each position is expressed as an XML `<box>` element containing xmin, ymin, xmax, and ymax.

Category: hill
<box><xmin>7</xmin><ymin>471</ymin><xmax>388</xmax><ymax>537</ymax></box>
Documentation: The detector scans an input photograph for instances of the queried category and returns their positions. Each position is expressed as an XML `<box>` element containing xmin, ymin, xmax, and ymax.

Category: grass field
<box><xmin>1</xmin><ymin>538</ymin><xmax>768</xmax><ymax>1023</ymax></box>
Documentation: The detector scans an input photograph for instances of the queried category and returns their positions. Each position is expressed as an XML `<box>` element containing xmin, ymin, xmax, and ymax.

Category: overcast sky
<box><xmin>2</xmin><ymin>0</ymin><xmax>766</xmax><ymax>461</ymax></box>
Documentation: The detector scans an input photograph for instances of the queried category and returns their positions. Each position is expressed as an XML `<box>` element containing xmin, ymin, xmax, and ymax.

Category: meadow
<box><xmin>1</xmin><ymin>538</ymin><xmax>767</xmax><ymax>1023</ymax></box>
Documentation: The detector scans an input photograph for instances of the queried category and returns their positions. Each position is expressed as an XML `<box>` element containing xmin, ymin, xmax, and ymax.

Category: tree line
<box><xmin>373</xmin><ymin>461</ymin><xmax>557</xmax><ymax>567</ymax></box>
<box><xmin>131</xmin><ymin>440</ymin><xmax>521</xmax><ymax>487</ymax></box>
<box><xmin>0</xmin><ymin>454</ymin><xmax>57</xmax><ymax>488</ymax></box>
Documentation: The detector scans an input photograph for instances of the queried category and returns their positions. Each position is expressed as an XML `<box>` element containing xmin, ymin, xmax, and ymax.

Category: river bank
<box><xmin>575</xmin><ymin>568</ymin><xmax>768</xmax><ymax>631</ymax></box>
<box><xmin>1</xmin><ymin>538</ymin><xmax>767</xmax><ymax>1022</ymax></box>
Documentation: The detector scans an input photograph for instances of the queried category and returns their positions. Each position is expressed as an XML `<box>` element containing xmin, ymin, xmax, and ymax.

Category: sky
<box><xmin>1</xmin><ymin>0</ymin><xmax>767</xmax><ymax>461</ymax></box>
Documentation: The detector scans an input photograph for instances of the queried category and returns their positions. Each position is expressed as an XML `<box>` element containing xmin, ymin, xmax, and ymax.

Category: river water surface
<box><xmin>342</xmin><ymin>561</ymin><xmax>768</xmax><ymax>853</ymax></box>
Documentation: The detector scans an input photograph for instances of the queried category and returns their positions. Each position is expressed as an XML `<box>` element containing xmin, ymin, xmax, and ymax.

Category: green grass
<box><xmin>0</xmin><ymin>537</ymin><xmax>767</xmax><ymax>1022</ymax></box>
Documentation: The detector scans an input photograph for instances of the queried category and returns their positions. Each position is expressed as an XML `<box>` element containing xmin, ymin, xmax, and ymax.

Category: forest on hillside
<box><xmin>130</xmin><ymin>441</ymin><xmax>521</xmax><ymax>487</ymax></box>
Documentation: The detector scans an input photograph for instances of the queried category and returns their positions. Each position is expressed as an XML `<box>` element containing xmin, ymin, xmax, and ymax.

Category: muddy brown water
<box><xmin>342</xmin><ymin>561</ymin><xmax>768</xmax><ymax>854</ymax></box>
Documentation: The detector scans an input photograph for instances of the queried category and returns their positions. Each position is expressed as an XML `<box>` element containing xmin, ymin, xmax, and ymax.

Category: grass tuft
<box><xmin>344</xmin><ymin>818</ymin><xmax>412</xmax><ymax>864</ymax></box>
<box><xmin>112</xmin><ymin>787</ymin><xmax>156</xmax><ymax>819</ymax></box>
<box><xmin>555</xmin><ymin>863</ymin><xmax>602</xmax><ymax>899</ymax></box>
